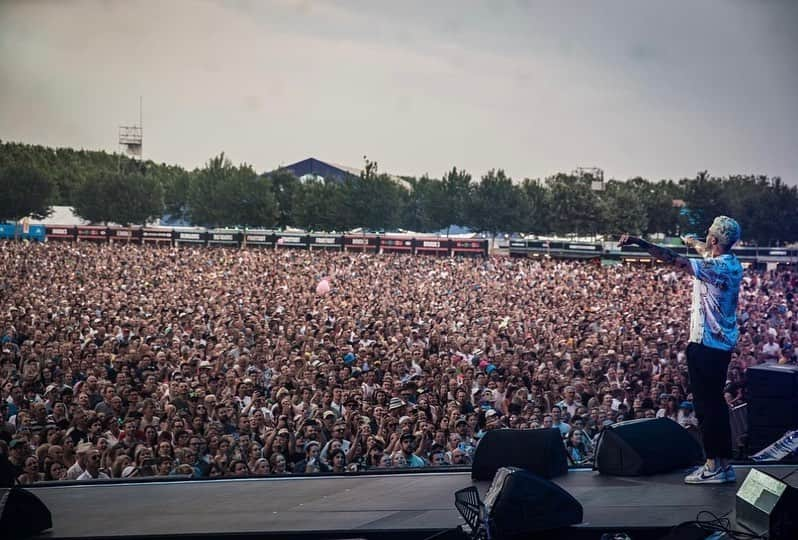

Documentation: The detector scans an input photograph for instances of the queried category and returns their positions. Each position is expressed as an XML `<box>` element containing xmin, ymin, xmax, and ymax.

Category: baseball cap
<box><xmin>304</xmin><ymin>440</ymin><xmax>320</xmax><ymax>452</ymax></box>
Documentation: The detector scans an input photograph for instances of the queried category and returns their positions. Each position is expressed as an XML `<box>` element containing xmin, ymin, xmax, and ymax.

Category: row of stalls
<box><xmin>508</xmin><ymin>238</ymin><xmax>798</xmax><ymax>266</ymax></box>
<box><xmin>40</xmin><ymin>225</ymin><xmax>489</xmax><ymax>256</ymax></box>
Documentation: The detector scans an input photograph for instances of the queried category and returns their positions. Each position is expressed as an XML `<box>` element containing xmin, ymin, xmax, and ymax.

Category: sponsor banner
<box><xmin>276</xmin><ymin>234</ymin><xmax>309</xmax><ymax>249</ymax></box>
<box><xmin>76</xmin><ymin>226</ymin><xmax>108</xmax><ymax>241</ymax></box>
<box><xmin>309</xmin><ymin>234</ymin><xmax>342</xmax><ymax>249</ymax></box>
<box><xmin>451</xmin><ymin>239</ymin><xmax>487</xmax><ymax>254</ymax></box>
<box><xmin>381</xmin><ymin>237</ymin><xmax>414</xmax><ymax>251</ymax></box>
<box><xmin>174</xmin><ymin>230</ymin><xmax>206</xmax><ymax>243</ymax></box>
<box><xmin>141</xmin><ymin>228</ymin><xmax>174</xmax><ymax>242</ymax></box>
<box><xmin>208</xmin><ymin>229</ymin><xmax>240</xmax><ymax>244</ymax></box>
<box><xmin>415</xmin><ymin>238</ymin><xmax>450</xmax><ymax>253</ymax></box>
<box><xmin>243</xmin><ymin>231</ymin><xmax>276</xmax><ymax>246</ymax></box>
<box><xmin>0</xmin><ymin>223</ymin><xmax>45</xmax><ymax>241</ymax></box>
<box><xmin>568</xmin><ymin>244</ymin><xmax>599</xmax><ymax>251</ymax></box>
<box><xmin>108</xmin><ymin>227</ymin><xmax>140</xmax><ymax>241</ymax></box>
<box><xmin>344</xmin><ymin>235</ymin><xmax>379</xmax><ymax>251</ymax></box>
<box><xmin>44</xmin><ymin>226</ymin><xmax>74</xmax><ymax>240</ymax></box>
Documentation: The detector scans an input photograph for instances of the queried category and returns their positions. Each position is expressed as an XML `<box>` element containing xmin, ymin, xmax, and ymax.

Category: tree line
<box><xmin>1</xmin><ymin>140</ymin><xmax>797</xmax><ymax>244</ymax></box>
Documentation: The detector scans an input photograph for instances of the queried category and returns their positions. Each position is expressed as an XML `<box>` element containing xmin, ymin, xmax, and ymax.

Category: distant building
<box><xmin>276</xmin><ymin>158</ymin><xmax>360</xmax><ymax>184</ymax></box>
<box><xmin>273</xmin><ymin>157</ymin><xmax>411</xmax><ymax>189</ymax></box>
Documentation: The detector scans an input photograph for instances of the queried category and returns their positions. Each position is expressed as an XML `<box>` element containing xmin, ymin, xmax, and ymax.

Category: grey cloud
<box><xmin>0</xmin><ymin>0</ymin><xmax>796</xmax><ymax>184</ymax></box>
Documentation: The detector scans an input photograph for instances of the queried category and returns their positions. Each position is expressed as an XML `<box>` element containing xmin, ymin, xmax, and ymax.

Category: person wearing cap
<box><xmin>397</xmin><ymin>432</ymin><xmax>425</xmax><ymax>468</ymax></box>
<box><xmin>387</xmin><ymin>397</ymin><xmax>405</xmax><ymax>415</ymax></box>
<box><xmin>677</xmin><ymin>401</ymin><xmax>699</xmax><ymax>431</ymax></box>
<box><xmin>620</xmin><ymin>216</ymin><xmax>743</xmax><ymax>485</ymax></box>
<box><xmin>6</xmin><ymin>439</ymin><xmax>27</xmax><ymax>478</ymax></box>
<box><xmin>320</xmin><ymin>410</ymin><xmax>337</xmax><ymax>440</ymax></box>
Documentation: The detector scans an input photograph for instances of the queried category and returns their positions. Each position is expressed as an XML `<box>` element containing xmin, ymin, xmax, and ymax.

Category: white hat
<box><xmin>122</xmin><ymin>466</ymin><xmax>139</xmax><ymax>478</ymax></box>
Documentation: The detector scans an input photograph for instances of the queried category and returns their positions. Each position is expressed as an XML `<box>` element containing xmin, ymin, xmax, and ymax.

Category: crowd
<box><xmin>1</xmin><ymin>241</ymin><xmax>796</xmax><ymax>483</ymax></box>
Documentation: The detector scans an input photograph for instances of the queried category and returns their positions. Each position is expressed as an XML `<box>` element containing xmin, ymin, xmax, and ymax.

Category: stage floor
<box><xmin>29</xmin><ymin>465</ymin><xmax>798</xmax><ymax>539</ymax></box>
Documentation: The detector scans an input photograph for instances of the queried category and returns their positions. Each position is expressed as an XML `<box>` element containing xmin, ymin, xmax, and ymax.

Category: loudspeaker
<box><xmin>736</xmin><ymin>468</ymin><xmax>798</xmax><ymax>540</ymax></box>
<box><xmin>471</xmin><ymin>428</ymin><xmax>568</xmax><ymax>481</ymax></box>
<box><xmin>594</xmin><ymin>418</ymin><xmax>704</xmax><ymax>476</ymax></box>
<box><xmin>0</xmin><ymin>487</ymin><xmax>53</xmax><ymax>539</ymax></box>
<box><xmin>484</xmin><ymin>467</ymin><xmax>582</xmax><ymax>536</ymax></box>
<box><xmin>748</xmin><ymin>397</ymin><xmax>798</xmax><ymax>427</ymax></box>
<box><xmin>746</xmin><ymin>364</ymin><xmax>798</xmax><ymax>456</ymax></box>
<box><xmin>746</xmin><ymin>364</ymin><xmax>798</xmax><ymax>398</ymax></box>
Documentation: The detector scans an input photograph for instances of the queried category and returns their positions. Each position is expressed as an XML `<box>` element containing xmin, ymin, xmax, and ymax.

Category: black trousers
<box><xmin>686</xmin><ymin>342</ymin><xmax>732</xmax><ymax>459</ymax></box>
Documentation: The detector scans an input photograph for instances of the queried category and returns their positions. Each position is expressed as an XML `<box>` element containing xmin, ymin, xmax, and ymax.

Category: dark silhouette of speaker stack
<box><xmin>593</xmin><ymin>418</ymin><xmax>704</xmax><ymax>475</ymax></box>
<box><xmin>0</xmin><ymin>487</ymin><xmax>53</xmax><ymax>539</ymax></box>
<box><xmin>460</xmin><ymin>419</ymin><xmax>706</xmax><ymax>539</ymax></box>
<box><xmin>457</xmin><ymin>429</ymin><xmax>579</xmax><ymax>539</ymax></box>
<box><xmin>745</xmin><ymin>364</ymin><xmax>798</xmax><ymax>454</ymax></box>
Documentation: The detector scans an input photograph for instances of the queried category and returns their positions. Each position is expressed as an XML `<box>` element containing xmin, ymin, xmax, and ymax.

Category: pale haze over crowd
<box><xmin>1</xmin><ymin>0</ymin><xmax>797</xmax><ymax>184</ymax></box>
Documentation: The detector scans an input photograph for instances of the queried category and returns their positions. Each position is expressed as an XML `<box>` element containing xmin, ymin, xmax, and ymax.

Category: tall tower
<box><xmin>118</xmin><ymin>97</ymin><xmax>143</xmax><ymax>167</ymax></box>
<box><xmin>574</xmin><ymin>166</ymin><xmax>604</xmax><ymax>191</ymax></box>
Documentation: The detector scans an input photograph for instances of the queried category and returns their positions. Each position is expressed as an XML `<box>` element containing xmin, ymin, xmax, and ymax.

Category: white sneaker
<box><xmin>684</xmin><ymin>464</ymin><xmax>730</xmax><ymax>484</ymax></box>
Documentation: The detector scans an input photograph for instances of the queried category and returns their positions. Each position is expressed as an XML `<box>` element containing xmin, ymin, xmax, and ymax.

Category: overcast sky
<box><xmin>1</xmin><ymin>0</ymin><xmax>797</xmax><ymax>184</ymax></box>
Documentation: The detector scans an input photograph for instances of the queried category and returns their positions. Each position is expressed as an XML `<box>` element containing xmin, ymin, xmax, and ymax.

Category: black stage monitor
<box><xmin>0</xmin><ymin>487</ymin><xmax>53</xmax><ymax>539</ymax></box>
<box><xmin>736</xmin><ymin>467</ymin><xmax>798</xmax><ymax>540</ymax></box>
<box><xmin>471</xmin><ymin>428</ymin><xmax>568</xmax><ymax>480</ymax></box>
<box><xmin>594</xmin><ymin>418</ymin><xmax>704</xmax><ymax>476</ymax></box>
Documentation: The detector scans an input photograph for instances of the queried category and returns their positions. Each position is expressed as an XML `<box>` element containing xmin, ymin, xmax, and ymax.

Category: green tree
<box><xmin>74</xmin><ymin>171</ymin><xmax>163</xmax><ymax>225</ymax></box>
<box><xmin>295</xmin><ymin>178</ymin><xmax>345</xmax><ymax>231</ymax></box>
<box><xmin>339</xmin><ymin>159</ymin><xmax>404</xmax><ymax>230</ymax></box>
<box><xmin>723</xmin><ymin>175</ymin><xmax>798</xmax><ymax>245</ymax></box>
<box><xmin>188</xmin><ymin>153</ymin><xmax>277</xmax><ymax>227</ymax></box>
<box><xmin>466</xmin><ymin>169</ymin><xmax>523</xmax><ymax>238</ymax></box>
<box><xmin>680</xmin><ymin>171</ymin><xmax>728</xmax><ymax>235</ymax></box>
<box><xmin>266</xmin><ymin>169</ymin><xmax>301</xmax><ymax>229</ymax></box>
<box><xmin>232</xmin><ymin>172</ymin><xmax>278</xmax><ymax>228</ymax></box>
<box><xmin>401</xmin><ymin>175</ymin><xmax>446</xmax><ymax>232</ymax></box>
<box><xmin>546</xmin><ymin>173</ymin><xmax>603</xmax><ymax>236</ymax></box>
<box><xmin>518</xmin><ymin>178</ymin><xmax>550</xmax><ymax>235</ymax></box>
<box><xmin>600</xmin><ymin>180</ymin><xmax>647</xmax><ymax>235</ymax></box>
<box><xmin>437</xmin><ymin>167</ymin><xmax>472</xmax><ymax>234</ymax></box>
<box><xmin>0</xmin><ymin>165</ymin><xmax>53</xmax><ymax>223</ymax></box>
<box><xmin>156</xmin><ymin>165</ymin><xmax>192</xmax><ymax>221</ymax></box>
<box><xmin>641</xmin><ymin>179</ymin><xmax>683</xmax><ymax>236</ymax></box>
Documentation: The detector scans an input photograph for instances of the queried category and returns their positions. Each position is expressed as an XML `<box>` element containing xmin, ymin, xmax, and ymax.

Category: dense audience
<box><xmin>1</xmin><ymin>241</ymin><xmax>796</xmax><ymax>482</ymax></box>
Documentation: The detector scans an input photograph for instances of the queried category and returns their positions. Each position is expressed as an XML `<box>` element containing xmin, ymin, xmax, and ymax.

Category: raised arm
<box><xmin>618</xmin><ymin>235</ymin><xmax>694</xmax><ymax>275</ymax></box>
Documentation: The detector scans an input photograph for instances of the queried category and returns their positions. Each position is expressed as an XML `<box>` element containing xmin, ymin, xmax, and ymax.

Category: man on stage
<box><xmin>619</xmin><ymin>216</ymin><xmax>742</xmax><ymax>484</ymax></box>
